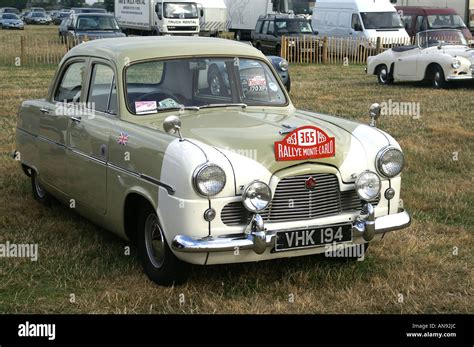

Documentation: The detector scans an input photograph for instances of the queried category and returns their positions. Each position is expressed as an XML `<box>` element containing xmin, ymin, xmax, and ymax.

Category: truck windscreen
<box><xmin>360</xmin><ymin>12</ymin><xmax>404</xmax><ymax>30</ymax></box>
<box><xmin>164</xmin><ymin>3</ymin><xmax>198</xmax><ymax>19</ymax></box>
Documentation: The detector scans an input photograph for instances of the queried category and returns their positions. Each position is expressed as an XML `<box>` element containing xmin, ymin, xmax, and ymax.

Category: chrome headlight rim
<box><xmin>451</xmin><ymin>59</ymin><xmax>461</xmax><ymax>69</ymax></box>
<box><xmin>192</xmin><ymin>162</ymin><xmax>226</xmax><ymax>197</ymax></box>
<box><xmin>355</xmin><ymin>170</ymin><xmax>381</xmax><ymax>201</ymax></box>
<box><xmin>242</xmin><ymin>180</ymin><xmax>272</xmax><ymax>213</ymax></box>
<box><xmin>279</xmin><ymin>59</ymin><xmax>289</xmax><ymax>71</ymax></box>
<box><xmin>375</xmin><ymin>146</ymin><xmax>405</xmax><ymax>179</ymax></box>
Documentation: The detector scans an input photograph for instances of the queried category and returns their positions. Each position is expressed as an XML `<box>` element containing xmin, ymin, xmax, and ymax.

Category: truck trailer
<box><xmin>195</xmin><ymin>0</ymin><xmax>228</xmax><ymax>36</ymax></box>
<box><xmin>115</xmin><ymin>0</ymin><xmax>200</xmax><ymax>36</ymax></box>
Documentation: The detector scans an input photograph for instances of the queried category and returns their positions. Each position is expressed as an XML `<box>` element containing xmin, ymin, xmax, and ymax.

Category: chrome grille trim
<box><xmin>221</xmin><ymin>173</ymin><xmax>379</xmax><ymax>226</ymax></box>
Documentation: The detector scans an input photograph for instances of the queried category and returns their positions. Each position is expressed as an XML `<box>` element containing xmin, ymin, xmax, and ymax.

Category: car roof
<box><xmin>64</xmin><ymin>37</ymin><xmax>266</xmax><ymax>68</ymax></box>
<box><xmin>395</xmin><ymin>6</ymin><xmax>458</xmax><ymax>15</ymax></box>
<box><xmin>74</xmin><ymin>13</ymin><xmax>113</xmax><ymax>17</ymax></box>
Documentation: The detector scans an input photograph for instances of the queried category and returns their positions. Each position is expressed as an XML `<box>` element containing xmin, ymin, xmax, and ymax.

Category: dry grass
<box><xmin>0</xmin><ymin>28</ymin><xmax>473</xmax><ymax>314</ymax></box>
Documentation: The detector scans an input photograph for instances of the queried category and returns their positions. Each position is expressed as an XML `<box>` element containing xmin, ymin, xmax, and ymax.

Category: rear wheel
<box><xmin>235</xmin><ymin>30</ymin><xmax>242</xmax><ymax>41</ymax></box>
<box><xmin>137</xmin><ymin>206</ymin><xmax>189</xmax><ymax>286</ymax></box>
<box><xmin>377</xmin><ymin>65</ymin><xmax>393</xmax><ymax>85</ymax></box>
<box><xmin>31</xmin><ymin>171</ymin><xmax>53</xmax><ymax>206</ymax></box>
<box><xmin>431</xmin><ymin>65</ymin><xmax>447</xmax><ymax>89</ymax></box>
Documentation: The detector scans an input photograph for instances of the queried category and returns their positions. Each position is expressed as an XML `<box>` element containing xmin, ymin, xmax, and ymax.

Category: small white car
<box><xmin>367</xmin><ymin>29</ymin><xmax>474</xmax><ymax>88</ymax></box>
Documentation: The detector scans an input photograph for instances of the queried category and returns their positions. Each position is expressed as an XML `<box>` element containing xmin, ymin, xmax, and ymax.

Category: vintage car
<box><xmin>15</xmin><ymin>36</ymin><xmax>411</xmax><ymax>286</ymax></box>
<box><xmin>367</xmin><ymin>29</ymin><xmax>474</xmax><ymax>88</ymax></box>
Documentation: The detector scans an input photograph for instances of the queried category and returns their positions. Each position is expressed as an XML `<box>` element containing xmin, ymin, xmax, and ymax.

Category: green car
<box><xmin>15</xmin><ymin>36</ymin><xmax>411</xmax><ymax>286</ymax></box>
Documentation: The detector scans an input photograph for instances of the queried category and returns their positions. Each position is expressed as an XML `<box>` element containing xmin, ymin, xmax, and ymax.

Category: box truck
<box><xmin>392</xmin><ymin>0</ymin><xmax>474</xmax><ymax>34</ymax></box>
<box><xmin>195</xmin><ymin>0</ymin><xmax>228</xmax><ymax>36</ymax></box>
<box><xmin>224</xmin><ymin>0</ymin><xmax>315</xmax><ymax>40</ymax></box>
<box><xmin>115</xmin><ymin>0</ymin><xmax>200</xmax><ymax>36</ymax></box>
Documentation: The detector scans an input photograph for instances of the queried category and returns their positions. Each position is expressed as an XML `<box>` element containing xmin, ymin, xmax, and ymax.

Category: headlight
<box><xmin>376</xmin><ymin>146</ymin><xmax>405</xmax><ymax>178</ymax></box>
<box><xmin>279</xmin><ymin>59</ymin><xmax>289</xmax><ymax>71</ymax></box>
<box><xmin>193</xmin><ymin>163</ymin><xmax>226</xmax><ymax>197</ymax></box>
<box><xmin>451</xmin><ymin>59</ymin><xmax>461</xmax><ymax>69</ymax></box>
<box><xmin>355</xmin><ymin>171</ymin><xmax>381</xmax><ymax>201</ymax></box>
<box><xmin>242</xmin><ymin>181</ymin><xmax>272</xmax><ymax>212</ymax></box>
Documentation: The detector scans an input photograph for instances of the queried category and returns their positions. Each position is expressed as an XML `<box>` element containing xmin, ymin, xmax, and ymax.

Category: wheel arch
<box><xmin>424</xmin><ymin>62</ymin><xmax>443</xmax><ymax>80</ymax></box>
<box><xmin>123</xmin><ymin>191</ymin><xmax>157</xmax><ymax>244</ymax></box>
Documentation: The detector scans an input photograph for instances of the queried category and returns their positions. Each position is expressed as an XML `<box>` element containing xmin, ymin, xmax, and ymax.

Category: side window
<box><xmin>416</xmin><ymin>16</ymin><xmax>426</xmax><ymax>31</ymax></box>
<box><xmin>351</xmin><ymin>14</ymin><xmax>361</xmax><ymax>30</ymax></box>
<box><xmin>402</xmin><ymin>15</ymin><xmax>413</xmax><ymax>30</ymax></box>
<box><xmin>255</xmin><ymin>19</ymin><xmax>263</xmax><ymax>33</ymax></box>
<box><xmin>262</xmin><ymin>20</ymin><xmax>269</xmax><ymax>35</ymax></box>
<box><xmin>88</xmin><ymin>64</ymin><xmax>117</xmax><ymax>114</ymax></box>
<box><xmin>54</xmin><ymin>61</ymin><xmax>86</xmax><ymax>103</ymax></box>
<box><xmin>268</xmin><ymin>20</ymin><xmax>275</xmax><ymax>34</ymax></box>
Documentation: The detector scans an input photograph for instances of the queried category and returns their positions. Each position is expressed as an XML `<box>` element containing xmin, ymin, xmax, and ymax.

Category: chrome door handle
<box><xmin>40</xmin><ymin>108</ymin><xmax>50</xmax><ymax>114</ymax></box>
<box><xmin>70</xmin><ymin>116</ymin><xmax>82</xmax><ymax>123</ymax></box>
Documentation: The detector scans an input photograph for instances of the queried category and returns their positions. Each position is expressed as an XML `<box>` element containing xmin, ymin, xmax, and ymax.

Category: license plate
<box><xmin>275</xmin><ymin>224</ymin><xmax>352</xmax><ymax>252</ymax></box>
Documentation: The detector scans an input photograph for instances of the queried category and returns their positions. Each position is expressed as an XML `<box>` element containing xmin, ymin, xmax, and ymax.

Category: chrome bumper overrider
<box><xmin>172</xmin><ymin>204</ymin><xmax>411</xmax><ymax>254</ymax></box>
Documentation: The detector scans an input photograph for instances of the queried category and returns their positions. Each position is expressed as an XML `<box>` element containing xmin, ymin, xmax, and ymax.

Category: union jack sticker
<box><xmin>118</xmin><ymin>132</ymin><xmax>129</xmax><ymax>146</ymax></box>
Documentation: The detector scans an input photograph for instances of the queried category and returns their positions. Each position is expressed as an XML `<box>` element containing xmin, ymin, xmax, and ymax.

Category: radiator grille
<box><xmin>221</xmin><ymin>173</ymin><xmax>379</xmax><ymax>226</ymax></box>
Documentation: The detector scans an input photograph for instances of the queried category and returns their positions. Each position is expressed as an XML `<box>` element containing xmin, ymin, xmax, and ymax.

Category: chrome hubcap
<box><xmin>210</xmin><ymin>75</ymin><xmax>221</xmax><ymax>95</ymax></box>
<box><xmin>144</xmin><ymin>214</ymin><xmax>165</xmax><ymax>268</ymax></box>
<box><xmin>434</xmin><ymin>72</ymin><xmax>441</xmax><ymax>86</ymax></box>
<box><xmin>380</xmin><ymin>68</ymin><xmax>388</xmax><ymax>82</ymax></box>
<box><xmin>34</xmin><ymin>176</ymin><xmax>45</xmax><ymax>198</ymax></box>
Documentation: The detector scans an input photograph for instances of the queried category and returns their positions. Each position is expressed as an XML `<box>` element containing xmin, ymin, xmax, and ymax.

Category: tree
<box><xmin>103</xmin><ymin>0</ymin><xmax>114</xmax><ymax>12</ymax></box>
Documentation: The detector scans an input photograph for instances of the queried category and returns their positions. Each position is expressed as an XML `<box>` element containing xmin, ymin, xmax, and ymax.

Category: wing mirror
<box><xmin>369</xmin><ymin>103</ymin><xmax>381</xmax><ymax>127</ymax></box>
<box><xmin>163</xmin><ymin>115</ymin><xmax>183</xmax><ymax>141</ymax></box>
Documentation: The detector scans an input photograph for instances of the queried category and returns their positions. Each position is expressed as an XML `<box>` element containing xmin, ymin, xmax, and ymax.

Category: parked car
<box><xmin>25</xmin><ymin>12</ymin><xmax>52</xmax><ymax>25</ymax></box>
<box><xmin>0</xmin><ymin>13</ymin><xmax>24</xmax><ymax>30</ymax></box>
<box><xmin>54</xmin><ymin>10</ymin><xmax>71</xmax><ymax>25</ymax></box>
<box><xmin>397</xmin><ymin>6</ymin><xmax>473</xmax><ymax>43</ymax></box>
<box><xmin>0</xmin><ymin>7</ymin><xmax>20</xmax><ymax>15</ymax></box>
<box><xmin>15</xmin><ymin>37</ymin><xmax>411</xmax><ymax>285</ymax></box>
<box><xmin>71</xmin><ymin>7</ymin><xmax>107</xmax><ymax>14</ymax></box>
<box><xmin>253</xmin><ymin>13</ymin><xmax>314</xmax><ymax>56</ymax></box>
<box><xmin>367</xmin><ymin>29</ymin><xmax>474</xmax><ymax>88</ymax></box>
<box><xmin>62</xmin><ymin>13</ymin><xmax>125</xmax><ymax>42</ymax></box>
<box><xmin>20</xmin><ymin>11</ymin><xmax>30</xmax><ymax>21</ymax></box>
<box><xmin>30</xmin><ymin>7</ymin><xmax>46</xmax><ymax>13</ymax></box>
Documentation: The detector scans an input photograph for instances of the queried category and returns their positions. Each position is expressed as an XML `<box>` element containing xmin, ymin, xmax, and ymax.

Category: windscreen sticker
<box><xmin>248</xmin><ymin>76</ymin><xmax>267</xmax><ymax>87</ymax></box>
<box><xmin>135</xmin><ymin>101</ymin><xmax>157</xmax><ymax>115</ymax></box>
<box><xmin>158</xmin><ymin>98</ymin><xmax>181</xmax><ymax>109</ymax></box>
<box><xmin>274</xmin><ymin>126</ymin><xmax>335</xmax><ymax>161</ymax></box>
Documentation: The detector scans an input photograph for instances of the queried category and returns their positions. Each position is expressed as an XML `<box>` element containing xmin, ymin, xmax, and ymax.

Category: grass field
<box><xmin>0</xmin><ymin>27</ymin><xmax>472</xmax><ymax>314</ymax></box>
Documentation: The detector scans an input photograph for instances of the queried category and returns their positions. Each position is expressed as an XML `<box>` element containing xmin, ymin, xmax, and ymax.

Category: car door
<box><xmin>67</xmin><ymin>59</ymin><xmax>117</xmax><ymax>214</ymax></box>
<box><xmin>394</xmin><ymin>46</ymin><xmax>421</xmax><ymax>78</ymax></box>
<box><xmin>259</xmin><ymin>20</ymin><xmax>270</xmax><ymax>53</ymax></box>
<box><xmin>37</xmin><ymin>59</ymin><xmax>87</xmax><ymax>197</ymax></box>
<box><xmin>265</xmin><ymin>20</ymin><xmax>278</xmax><ymax>54</ymax></box>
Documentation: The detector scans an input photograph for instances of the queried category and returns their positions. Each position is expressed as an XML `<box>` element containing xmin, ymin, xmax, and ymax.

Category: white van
<box><xmin>312</xmin><ymin>0</ymin><xmax>409</xmax><ymax>42</ymax></box>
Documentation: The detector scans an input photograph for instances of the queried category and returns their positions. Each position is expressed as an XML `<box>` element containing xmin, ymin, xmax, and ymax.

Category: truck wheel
<box><xmin>377</xmin><ymin>65</ymin><xmax>393</xmax><ymax>85</ymax></box>
<box><xmin>432</xmin><ymin>65</ymin><xmax>447</xmax><ymax>89</ymax></box>
<box><xmin>235</xmin><ymin>30</ymin><xmax>242</xmax><ymax>41</ymax></box>
<box><xmin>31</xmin><ymin>171</ymin><xmax>53</xmax><ymax>206</ymax></box>
<box><xmin>137</xmin><ymin>206</ymin><xmax>189</xmax><ymax>286</ymax></box>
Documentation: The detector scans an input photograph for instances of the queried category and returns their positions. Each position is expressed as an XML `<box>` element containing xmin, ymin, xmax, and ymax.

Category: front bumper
<box><xmin>172</xmin><ymin>204</ymin><xmax>411</xmax><ymax>254</ymax></box>
<box><xmin>446</xmin><ymin>75</ymin><xmax>474</xmax><ymax>81</ymax></box>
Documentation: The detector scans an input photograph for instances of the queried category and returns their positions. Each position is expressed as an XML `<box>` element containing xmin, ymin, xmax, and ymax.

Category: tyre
<box><xmin>377</xmin><ymin>65</ymin><xmax>393</xmax><ymax>85</ymax></box>
<box><xmin>235</xmin><ymin>30</ymin><xmax>241</xmax><ymax>41</ymax></box>
<box><xmin>208</xmin><ymin>65</ymin><xmax>226</xmax><ymax>96</ymax></box>
<box><xmin>137</xmin><ymin>206</ymin><xmax>189</xmax><ymax>286</ymax></box>
<box><xmin>31</xmin><ymin>171</ymin><xmax>53</xmax><ymax>206</ymax></box>
<box><xmin>431</xmin><ymin>65</ymin><xmax>447</xmax><ymax>89</ymax></box>
<box><xmin>285</xmin><ymin>74</ymin><xmax>291</xmax><ymax>93</ymax></box>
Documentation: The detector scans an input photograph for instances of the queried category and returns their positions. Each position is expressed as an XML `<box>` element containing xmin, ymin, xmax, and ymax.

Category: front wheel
<box><xmin>377</xmin><ymin>65</ymin><xmax>393</xmax><ymax>85</ymax></box>
<box><xmin>432</xmin><ymin>65</ymin><xmax>447</xmax><ymax>89</ymax></box>
<box><xmin>137</xmin><ymin>206</ymin><xmax>189</xmax><ymax>286</ymax></box>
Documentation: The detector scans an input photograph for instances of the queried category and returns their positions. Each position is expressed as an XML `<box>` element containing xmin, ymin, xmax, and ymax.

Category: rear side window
<box><xmin>262</xmin><ymin>20</ymin><xmax>269</xmax><ymax>34</ymax></box>
<box><xmin>416</xmin><ymin>16</ymin><xmax>426</xmax><ymax>31</ymax></box>
<box><xmin>88</xmin><ymin>64</ymin><xmax>117</xmax><ymax>114</ymax></box>
<box><xmin>268</xmin><ymin>20</ymin><xmax>275</xmax><ymax>34</ymax></box>
<box><xmin>54</xmin><ymin>61</ymin><xmax>86</xmax><ymax>103</ymax></box>
<box><xmin>402</xmin><ymin>15</ymin><xmax>413</xmax><ymax>30</ymax></box>
<box><xmin>351</xmin><ymin>14</ymin><xmax>361</xmax><ymax>30</ymax></box>
<box><xmin>255</xmin><ymin>19</ymin><xmax>263</xmax><ymax>33</ymax></box>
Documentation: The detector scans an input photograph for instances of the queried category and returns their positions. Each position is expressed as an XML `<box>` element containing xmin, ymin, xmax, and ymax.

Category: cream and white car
<box><xmin>367</xmin><ymin>29</ymin><xmax>474</xmax><ymax>88</ymax></box>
